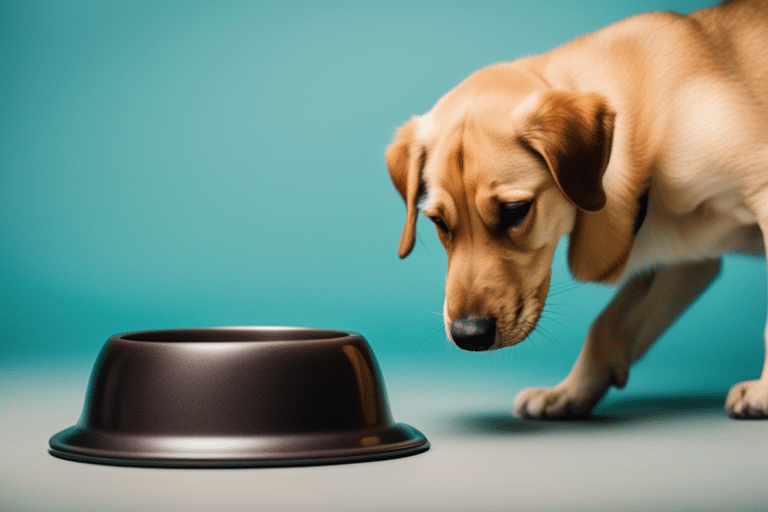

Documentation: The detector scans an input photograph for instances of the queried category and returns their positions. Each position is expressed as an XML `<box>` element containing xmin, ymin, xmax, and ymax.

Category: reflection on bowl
<box><xmin>49</xmin><ymin>327</ymin><xmax>429</xmax><ymax>467</ymax></box>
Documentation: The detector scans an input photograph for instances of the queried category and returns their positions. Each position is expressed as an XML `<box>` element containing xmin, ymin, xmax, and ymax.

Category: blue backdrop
<box><xmin>2</xmin><ymin>0</ymin><xmax>764</xmax><ymax>393</ymax></box>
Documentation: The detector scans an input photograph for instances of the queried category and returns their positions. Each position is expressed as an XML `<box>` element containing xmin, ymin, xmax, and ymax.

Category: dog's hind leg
<box><xmin>514</xmin><ymin>259</ymin><xmax>722</xmax><ymax>419</ymax></box>
<box><xmin>727</xmin><ymin>190</ymin><xmax>768</xmax><ymax>418</ymax></box>
<box><xmin>726</xmin><ymin>356</ymin><xmax>768</xmax><ymax>418</ymax></box>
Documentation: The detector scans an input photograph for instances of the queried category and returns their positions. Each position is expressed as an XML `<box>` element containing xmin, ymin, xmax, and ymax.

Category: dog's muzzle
<box><xmin>450</xmin><ymin>317</ymin><xmax>496</xmax><ymax>351</ymax></box>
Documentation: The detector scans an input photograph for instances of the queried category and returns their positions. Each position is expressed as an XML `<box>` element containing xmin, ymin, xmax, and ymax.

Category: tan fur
<box><xmin>386</xmin><ymin>0</ymin><xmax>768</xmax><ymax>418</ymax></box>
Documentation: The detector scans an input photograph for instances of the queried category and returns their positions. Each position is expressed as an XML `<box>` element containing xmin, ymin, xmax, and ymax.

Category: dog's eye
<box><xmin>499</xmin><ymin>201</ymin><xmax>532</xmax><ymax>230</ymax></box>
<box><xmin>428</xmin><ymin>215</ymin><xmax>449</xmax><ymax>233</ymax></box>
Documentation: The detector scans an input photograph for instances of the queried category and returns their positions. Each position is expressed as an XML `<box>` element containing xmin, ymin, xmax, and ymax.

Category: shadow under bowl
<box><xmin>48</xmin><ymin>327</ymin><xmax>429</xmax><ymax>468</ymax></box>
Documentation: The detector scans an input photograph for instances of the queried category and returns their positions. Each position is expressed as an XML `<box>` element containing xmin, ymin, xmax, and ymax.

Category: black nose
<box><xmin>450</xmin><ymin>317</ymin><xmax>496</xmax><ymax>351</ymax></box>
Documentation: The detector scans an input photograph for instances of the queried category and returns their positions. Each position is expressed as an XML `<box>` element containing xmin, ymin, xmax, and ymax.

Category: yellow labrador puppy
<box><xmin>386</xmin><ymin>0</ymin><xmax>768</xmax><ymax>418</ymax></box>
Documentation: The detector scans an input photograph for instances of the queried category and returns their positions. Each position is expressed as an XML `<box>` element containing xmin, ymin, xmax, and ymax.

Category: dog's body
<box><xmin>386</xmin><ymin>0</ymin><xmax>768</xmax><ymax>418</ymax></box>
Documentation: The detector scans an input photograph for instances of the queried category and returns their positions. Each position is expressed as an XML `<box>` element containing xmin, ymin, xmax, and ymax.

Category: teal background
<box><xmin>1</xmin><ymin>0</ymin><xmax>764</xmax><ymax>392</ymax></box>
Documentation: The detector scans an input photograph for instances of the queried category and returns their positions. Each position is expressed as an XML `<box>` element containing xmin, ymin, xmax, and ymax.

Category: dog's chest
<box><xmin>624</xmin><ymin>188</ymin><xmax>763</xmax><ymax>274</ymax></box>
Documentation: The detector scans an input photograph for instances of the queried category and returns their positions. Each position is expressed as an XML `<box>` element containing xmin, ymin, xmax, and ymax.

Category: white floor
<box><xmin>2</xmin><ymin>361</ymin><xmax>767</xmax><ymax>512</ymax></box>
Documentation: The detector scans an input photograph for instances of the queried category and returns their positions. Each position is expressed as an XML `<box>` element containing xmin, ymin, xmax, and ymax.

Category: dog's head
<box><xmin>386</xmin><ymin>63</ymin><xmax>615</xmax><ymax>351</ymax></box>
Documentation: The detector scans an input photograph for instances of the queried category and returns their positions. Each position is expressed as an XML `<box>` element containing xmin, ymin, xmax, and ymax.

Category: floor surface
<box><xmin>2</xmin><ymin>361</ymin><xmax>767</xmax><ymax>512</ymax></box>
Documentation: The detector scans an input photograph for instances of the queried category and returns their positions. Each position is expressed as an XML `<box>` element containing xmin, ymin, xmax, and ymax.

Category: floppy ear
<box><xmin>385</xmin><ymin>119</ymin><xmax>425</xmax><ymax>258</ymax></box>
<box><xmin>518</xmin><ymin>90</ymin><xmax>615</xmax><ymax>212</ymax></box>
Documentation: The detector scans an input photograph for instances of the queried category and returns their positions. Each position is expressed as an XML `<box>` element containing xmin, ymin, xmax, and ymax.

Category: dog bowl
<box><xmin>48</xmin><ymin>327</ymin><xmax>429</xmax><ymax>467</ymax></box>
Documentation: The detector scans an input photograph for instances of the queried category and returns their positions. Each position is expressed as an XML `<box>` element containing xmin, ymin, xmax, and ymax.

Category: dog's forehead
<box><xmin>419</xmin><ymin>114</ymin><xmax>466</xmax><ymax>194</ymax></box>
<box><xmin>416</xmin><ymin>65</ymin><xmax>551</xmax><ymax>210</ymax></box>
<box><xmin>420</xmin><ymin>102</ymin><xmax>537</xmax><ymax>189</ymax></box>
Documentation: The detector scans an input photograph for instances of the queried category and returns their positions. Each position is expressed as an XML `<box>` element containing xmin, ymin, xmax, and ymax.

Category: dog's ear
<box><xmin>517</xmin><ymin>90</ymin><xmax>615</xmax><ymax>212</ymax></box>
<box><xmin>386</xmin><ymin>119</ymin><xmax>425</xmax><ymax>258</ymax></box>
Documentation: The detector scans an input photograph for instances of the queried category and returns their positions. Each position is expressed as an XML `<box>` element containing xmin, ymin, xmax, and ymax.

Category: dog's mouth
<box><xmin>445</xmin><ymin>303</ymin><xmax>543</xmax><ymax>352</ymax></box>
<box><xmin>443</xmin><ymin>270</ymin><xmax>551</xmax><ymax>351</ymax></box>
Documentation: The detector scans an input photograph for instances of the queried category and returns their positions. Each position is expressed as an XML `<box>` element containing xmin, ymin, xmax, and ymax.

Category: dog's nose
<box><xmin>450</xmin><ymin>317</ymin><xmax>496</xmax><ymax>351</ymax></box>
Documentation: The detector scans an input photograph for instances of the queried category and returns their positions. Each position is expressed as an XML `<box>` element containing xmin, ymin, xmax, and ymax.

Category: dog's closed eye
<box><xmin>499</xmin><ymin>201</ymin><xmax>532</xmax><ymax>230</ymax></box>
<box><xmin>427</xmin><ymin>215</ymin><xmax>449</xmax><ymax>233</ymax></box>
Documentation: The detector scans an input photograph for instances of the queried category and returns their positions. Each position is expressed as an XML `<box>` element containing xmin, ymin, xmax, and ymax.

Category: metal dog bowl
<box><xmin>48</xmin><ymin>327</ymin><xmax>429</xmax><ymax>467</ymax></box>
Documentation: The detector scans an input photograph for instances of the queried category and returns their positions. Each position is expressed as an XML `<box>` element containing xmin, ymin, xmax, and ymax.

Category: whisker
<box><xmin>416</xmin><ymin>231</ymin><xmax>430</xmax><ymax>255</ymax></box>
<box><xmin>549</xmin><ymin>279</ymin><xmax>577</xmax><ymax>289</ymax></box>
<box><xmin>532</xmin><ymin>321</ymin><xmax>559</xmax><ymax>346</ymax></box>
<box><xmin>548</xmin><ymin>283</ymin><xmax>585</xmax><ymax>297</ymax></box>
<box><xmin>549</xmin><ymin>279</ymin><xmax>583</xmax><ymax>289</ymax></box>
<box><xmin>412</xmin><ymin>322</ymin><xmax>446</xmax><ymax>356</ymax></box>
<box><xmin>549</xmin><ymin>278</ymin><xmax>581</xmax><ymax>288</ymax></box>
<box><xmin>514</xmin><ymin>318</ymin><xmax>558</xmax><ymax>365</ymax></box>
<box><xmin>540</xmin><ymin>307</ymin><xmax>569</xmax><ymax>318</ymax></box>
<box><xmin>523</xmin><ymin>327</ymin><xmax>547</xmax><ymax>363</ymax></box>
<box><xmin>539</xmin><ymin>312</ymin><xmax>580</xmax><ymax>338</ymax></box>
<box><xmin>543</xmin><ymin>301</ymin><xmax>577</xmax><ymax>308</ymax></box>
<box><xmin>440</xmin><ymin>334</ymin><xmax>457</xmax><ymax>356</ymax></box>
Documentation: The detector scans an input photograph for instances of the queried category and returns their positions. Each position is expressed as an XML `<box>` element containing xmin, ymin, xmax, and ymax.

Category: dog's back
<box><xmin>692</xmin><ymin>0</ymin><xmax>768</xmax><ymax>106</ymax></box>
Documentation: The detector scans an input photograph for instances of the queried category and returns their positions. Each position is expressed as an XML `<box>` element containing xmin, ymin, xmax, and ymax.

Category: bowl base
<box><xmin>48</xmin><ymin>423</ymin><xmax>429</xmax><ymax>468</ymax></box>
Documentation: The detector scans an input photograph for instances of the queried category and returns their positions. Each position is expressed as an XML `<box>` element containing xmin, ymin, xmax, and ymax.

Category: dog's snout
<box><xmin>450</xmin><ymin>317</ymin><xmax>496</xmax><ymax>351</ymax></box>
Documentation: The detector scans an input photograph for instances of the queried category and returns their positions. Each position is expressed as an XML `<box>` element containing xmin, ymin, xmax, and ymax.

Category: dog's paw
<box><xmin>726</xmin><ymin>379</ymin><xmax>768</xmax><ymax>418</ymax></box>
<box><xmin>513</xmin><ymin>385</ymin><xmax>598</xmax><ymax>419</ymax></box>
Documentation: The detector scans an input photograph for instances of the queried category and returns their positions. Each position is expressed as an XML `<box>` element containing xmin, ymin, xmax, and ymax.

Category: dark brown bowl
<box><xmin>48</xmin><ymin>327</ymin><xmax>429</xmax><ymax>467</ymax></box>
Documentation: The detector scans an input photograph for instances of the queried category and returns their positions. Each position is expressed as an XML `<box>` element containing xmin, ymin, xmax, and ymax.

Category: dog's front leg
<box><xmin>514</xmin><ymin>259</ymin><xmax>722</xmax><ymax>419</ymax></box>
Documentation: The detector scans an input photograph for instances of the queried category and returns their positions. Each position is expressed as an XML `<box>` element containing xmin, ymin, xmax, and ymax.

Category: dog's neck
<box><xmin>562</xmin><ymin>184</ymin><xmax>650</xmax><ymax>283</ymax></box>
<box><xmin>520</xmin><ymin>21</ymin><xmax>666</xmax><ymax>283</ymax></box>
<box><xmin>567</xmin><ymin>105</ymin><xmax>655</xmax><ymax>282</ymax></box>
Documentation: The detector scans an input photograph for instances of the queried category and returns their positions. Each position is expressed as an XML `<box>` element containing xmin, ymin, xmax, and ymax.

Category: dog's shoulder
<box><xmin>555</xmin><ymin>0</ymin><xmax>768</xmax><ymax>282</ymax></box>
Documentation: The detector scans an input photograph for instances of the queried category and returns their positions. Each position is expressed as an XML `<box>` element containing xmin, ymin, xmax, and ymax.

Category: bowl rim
<box><xmin>109</xmin><ymin>325</ymin><xmax>359</xmax><ymax>344</ymax></box>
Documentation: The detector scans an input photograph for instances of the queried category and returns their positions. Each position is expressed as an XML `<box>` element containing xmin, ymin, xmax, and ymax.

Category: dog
<box><xmin>385</xmin><ymin>0</ymin><xmax>768</xmax><ymax>419</ymax></box>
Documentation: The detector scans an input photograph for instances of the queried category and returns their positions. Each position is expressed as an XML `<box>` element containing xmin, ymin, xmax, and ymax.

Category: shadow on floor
<box><xmin>443</xmin><ymin>392</ymin><xmax>730</xmax><ymax>436</ymax></box>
